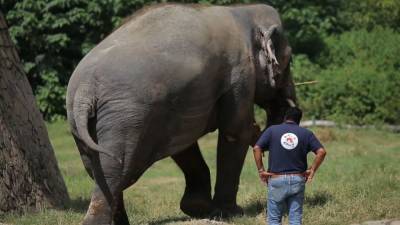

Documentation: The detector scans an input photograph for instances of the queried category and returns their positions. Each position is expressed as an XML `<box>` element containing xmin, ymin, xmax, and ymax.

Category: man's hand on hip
<box><xmin>306</xmin><ymin>148</ymin><xmax>327</xmax><ymax>183</ymax></box>
<box><xmin>259</xmin><ymin>170</ymin><xmax>274</xmax><ymax>184</ymax></box>
<box><xmin>304</xmin><ymin>169</ymin><xmax>315</xmax><ymax>183</ymax></box>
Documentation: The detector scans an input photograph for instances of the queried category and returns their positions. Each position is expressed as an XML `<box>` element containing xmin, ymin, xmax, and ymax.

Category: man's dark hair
<box><xmin>284</xmin><ymin>107</ymin><xmax>303</xmax><ymax>124</ymax></box>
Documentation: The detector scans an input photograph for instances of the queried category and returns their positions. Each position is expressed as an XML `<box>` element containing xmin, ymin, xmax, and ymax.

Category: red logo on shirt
<box><xmin>280</xmin><ymin>133</ymin><xmax>298</xmax><ymax>150</ymax></box>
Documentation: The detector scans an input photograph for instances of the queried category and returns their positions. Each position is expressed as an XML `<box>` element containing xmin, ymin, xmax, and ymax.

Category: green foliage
<box><xmin>36</xmin><ymin>70</ymin><xmax>66</xmax><ymax>120</ymax></box>
<box><xmin>268</xmin><ymin>0</ymin><xmax>341</xmax><ymax>58</ymax></box>
<box><xmin>295</xmin><ymin>28</ymin><xmax>400</xmax><ymax>124</ymax></box>
<box><xmin>291</xmin><ymin>54</ymin><xmax>322</xmax><ymax>118</ymax></box>
<box><xmin>339</xmin><ymin>0</ymin><xmax>400</xmax><ymax>31</ymax></box>
<box><xmin>1</xmin><ymin>0</ymin><xmax>399</xmax><ymax>124</ymax></box>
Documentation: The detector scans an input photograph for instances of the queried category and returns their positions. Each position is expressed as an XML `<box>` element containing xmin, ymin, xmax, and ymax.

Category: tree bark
<box><xmin>0</xmin><ymin>11</ymin><xmax>69</xmax><ymax>214</ymax></box>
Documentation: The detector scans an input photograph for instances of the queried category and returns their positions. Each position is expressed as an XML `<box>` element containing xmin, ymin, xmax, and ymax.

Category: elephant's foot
<box><xmin>83</xmin><ymin>198</ymin><xmax>130</xmax><ymax>225</ymax></box>
<box><xmin>172</xmin><ymin>143</ymin><xmax>213</xmax><ymax>218</ymax></box>
<box><xmin>113</xmin><ymin>215</ymin><xmax>130</xmax><ymax>225</ymax></box>
<box><xmin>113</xmin><ymin>194</ymin><xmax>130</xmax><ymax>225</ymax></box>
<box><xmin>83</xmin><ymin>199</ymin><xmax>112</xmax><ymax>225</ymax></box>
<box><xmin>209</xmin><ymin>203</ymin><xmax>244</xmax><ymax>218</ymax></box>
<box><xmin>83</xmin><ymin>187</ymin><xmax>130</xmax><ymax>225</ymax></box>
<box><xmin>180</xmin><ymin>190</ymin><xmax>213</xmax><ymax>218</ymax></box>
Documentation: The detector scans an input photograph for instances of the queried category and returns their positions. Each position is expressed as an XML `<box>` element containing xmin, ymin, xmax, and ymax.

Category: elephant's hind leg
<box><xmin>82</xmin><ymin>128</ymin><xmax>136</xmax><ymax>225</ymax></box>
<box><xmin>113</xmin><ymin>193</ymin><xmax>130</xmax><ymax>225</ymax></box>
<box><xmin>83</xmin><ymin>190</ymin><xmax>129</xmax><ymax>225</ymax></box>
<box><xmin>172</xmin><ymin>143</ymin><xmax>213</xmax><ymax>217</ymax></box>
<box><xmin>83</xmin><ymin>151</ymin><xmax>129</xmax><ymax>225</ymax></box>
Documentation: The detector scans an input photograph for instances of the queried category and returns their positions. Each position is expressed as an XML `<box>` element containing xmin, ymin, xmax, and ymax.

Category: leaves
<box><xmin>1</xmin><ymin>0</ymin><xmax>399</xmax><ymax>123</ymax></box>
<box><xmin>294</xmin><ymin>28</ymin><xmax>400</xmax><ymax>124</ymax></box>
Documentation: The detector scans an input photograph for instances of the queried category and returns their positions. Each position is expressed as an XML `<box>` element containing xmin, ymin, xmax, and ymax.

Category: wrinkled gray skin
<box><xmin>67</xmin><ymin>3</ymin><xmax>296</xmax><ymax>225</ymax></box>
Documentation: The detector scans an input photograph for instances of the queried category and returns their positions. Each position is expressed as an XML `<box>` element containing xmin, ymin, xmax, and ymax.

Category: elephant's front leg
<box><xmin>212</xmin><ymin>90</ymin><xmax>254</xmax><ymax>217</ymax></box>
<box><xmin>172</xmin><ymin>143</ymin><xmax>213</xmax><ymax>217</ymax></box>
<box><xmin>212</xmin><ymin>130</ymin><xmax>250</xmax><ymax>217</ymax></box>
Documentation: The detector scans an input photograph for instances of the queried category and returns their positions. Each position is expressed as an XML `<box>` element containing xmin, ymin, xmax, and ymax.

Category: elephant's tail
<box><xmin>72</xmin><ymin>84</ymin><xmax>122</xmax><ymax>164</ymax></box>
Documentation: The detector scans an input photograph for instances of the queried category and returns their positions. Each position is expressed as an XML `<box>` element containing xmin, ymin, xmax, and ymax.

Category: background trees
<box><xmin>0</xmin><ymin>0</ymin><xmax>399</xmax><ymax>124</ymax></box>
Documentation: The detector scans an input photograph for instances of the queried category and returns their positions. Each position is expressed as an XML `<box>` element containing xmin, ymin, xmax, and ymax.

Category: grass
<box><xmin>2</xmin><ymin>120</ymin><xmax>400</xmax><ymax>225</ymax></box>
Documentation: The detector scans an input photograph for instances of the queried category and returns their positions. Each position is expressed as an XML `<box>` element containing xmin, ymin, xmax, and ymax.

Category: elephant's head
<box><xmin>252</xmin><ymin>23</ymin><xmax>297</xmax><ymax>128</ymax></box>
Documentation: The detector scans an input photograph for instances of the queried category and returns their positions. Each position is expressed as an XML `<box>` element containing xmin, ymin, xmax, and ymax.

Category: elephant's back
<box><xmin>111</xmin><ymin>4</ymin><xmax>231</xmax><ymax>47</ymax></box>
<box><xmin>71</xmin><ymin>5</ymin><xmax>236</xmax><ymax>101</ymax></box>
<box><xmin>87</xmin><ymin>4</ymin><xmax>237</xmax><ymax>63</ymax></box>
<box><xmin>67</xmin><ymin>4</ymin><xmax>243</xmax><ymax>115</ymax></box>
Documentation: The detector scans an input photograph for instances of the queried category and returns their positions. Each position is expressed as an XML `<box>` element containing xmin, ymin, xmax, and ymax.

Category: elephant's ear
<box><xmin>256</xmin><ymin>24</ymin><xmax>281</xmax><ymax>88</ymax></box>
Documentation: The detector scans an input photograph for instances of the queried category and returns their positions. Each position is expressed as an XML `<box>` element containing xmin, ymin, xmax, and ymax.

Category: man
<box><xmin>253</xmin><ymin>107</ymin><xmax>327</xmax><ymax>225</ymax></box>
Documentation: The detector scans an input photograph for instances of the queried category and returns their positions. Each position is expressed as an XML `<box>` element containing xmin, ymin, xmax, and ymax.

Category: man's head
<box><xmin>284</xmin><ymin>107</ymin><xmax>302</xmax><ymax>124</ymax></box>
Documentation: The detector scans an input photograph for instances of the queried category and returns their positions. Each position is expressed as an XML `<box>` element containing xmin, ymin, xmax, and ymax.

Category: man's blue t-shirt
<box><xmin>255</xmin><ymin>121</ymin><xmax>323</xmax><ymax>173</ymax></box>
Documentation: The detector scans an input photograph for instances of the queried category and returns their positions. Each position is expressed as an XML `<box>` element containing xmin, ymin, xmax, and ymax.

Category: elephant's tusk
<box><xmin>287</xmin><ymin>99</ymin><xmax>296</xmax><ymax>107</ymax></box>
<box><xmin>263</xmin><ymin>38</ymin><xmax>279</xmax><ymax>88</ymax></box>
<box><xmin>267</xmin><ymin>62</ymin><xmax>276</xmax><ymax>87</ymax></box>
<box><xmin>266</xmin><ymin>39</ymin><xmax>278</xmax><ymax>65</ymax></box>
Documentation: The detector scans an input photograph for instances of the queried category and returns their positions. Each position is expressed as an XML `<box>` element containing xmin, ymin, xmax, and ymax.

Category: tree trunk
<box><xmin>0</xmin><ymin>11</ymin><xmax>69</xmax><ymax>214</ymax></box>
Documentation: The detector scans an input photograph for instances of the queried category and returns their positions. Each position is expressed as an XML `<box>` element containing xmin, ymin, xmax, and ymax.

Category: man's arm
<box><xmin>253</xmin><ymin>128</ymin><xmax>273</xmax><ymax>183</ymax></box>
<box><xmin>253</xmin><ymin>145</ymin><xmax>273</xmax><ymax>183</ymax></box>
<box><xmin>305</xmin><ymin>148</ymin><xmax>327</xmax><ymax>183</ymax></box>
<box><xmin>253</xmin><ymin>145</ymin><xmax>265</xmax><ymax>172</ymax></box>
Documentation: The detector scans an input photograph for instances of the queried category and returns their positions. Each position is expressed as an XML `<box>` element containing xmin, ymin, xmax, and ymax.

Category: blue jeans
<box><xmin>267</xmin><ymin>175</ymin><xmax>306</xmax><ymax>225</ymax></box>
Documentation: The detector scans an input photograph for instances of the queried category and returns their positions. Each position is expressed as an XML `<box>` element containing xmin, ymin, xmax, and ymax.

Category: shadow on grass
<box><xmin>64</xmin><ymin>194</ymin><xmax>330</xmax><ymax>224</ymax></box>
<box><xmin>67</xmin><ymin>197</ymin><xmax>90</xmax><ymax>213</ymax></box>
<box><xmin>304</xmin><ymin>190</ymin><xmax>332</xmax><ymax>207</ymax></box>
<box><xmin>148</xmin><ymin>216</ymin><xmax>190</xmax><ymax>225</ymax></box>
<box><xmin>241</xmin><ymin>190</ymin><xmax>332</xmax><ymax>217</ymax></box>
<box><xmin>243</xmin><ymin>199</ymin><xmax>265</xmax><ymax>216</ymax></box>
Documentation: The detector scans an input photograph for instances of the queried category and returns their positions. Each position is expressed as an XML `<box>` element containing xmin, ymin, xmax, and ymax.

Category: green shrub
<box><xmin>269</xmin><ymin>0</ymin><xmax>341</xmax><ymax>59</ymax></box>
<box><xmin>291</xmin><ymin>54</ymin><xmax>322</xmax><ymax>119</ymax></box>
<box><xmin>338</xmin><ymin>0</ymin><xmax>400</xmax><ymax>31</ymax></box>
<box><xmin>294</xmin><ymin>28</ymin><xmax>400</xmax><ymax>125</ymax></box>
<box><xmin>2</xmin><ymin>1</ymin><xmax>399</xmax><ymax>123</ymax></box>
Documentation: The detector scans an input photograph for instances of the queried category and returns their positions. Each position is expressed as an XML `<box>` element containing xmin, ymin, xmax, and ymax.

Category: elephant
<box><xmin>66</xmin><ymin>3</ymin><xmax>296</xmax><ymax>225</ymax></box>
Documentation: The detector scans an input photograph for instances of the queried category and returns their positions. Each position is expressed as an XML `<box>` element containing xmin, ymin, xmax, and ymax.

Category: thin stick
<box><xmin>295</xmin><ymin>80</ymin><xmax>319</xmax><ymax>86</ymax></box>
